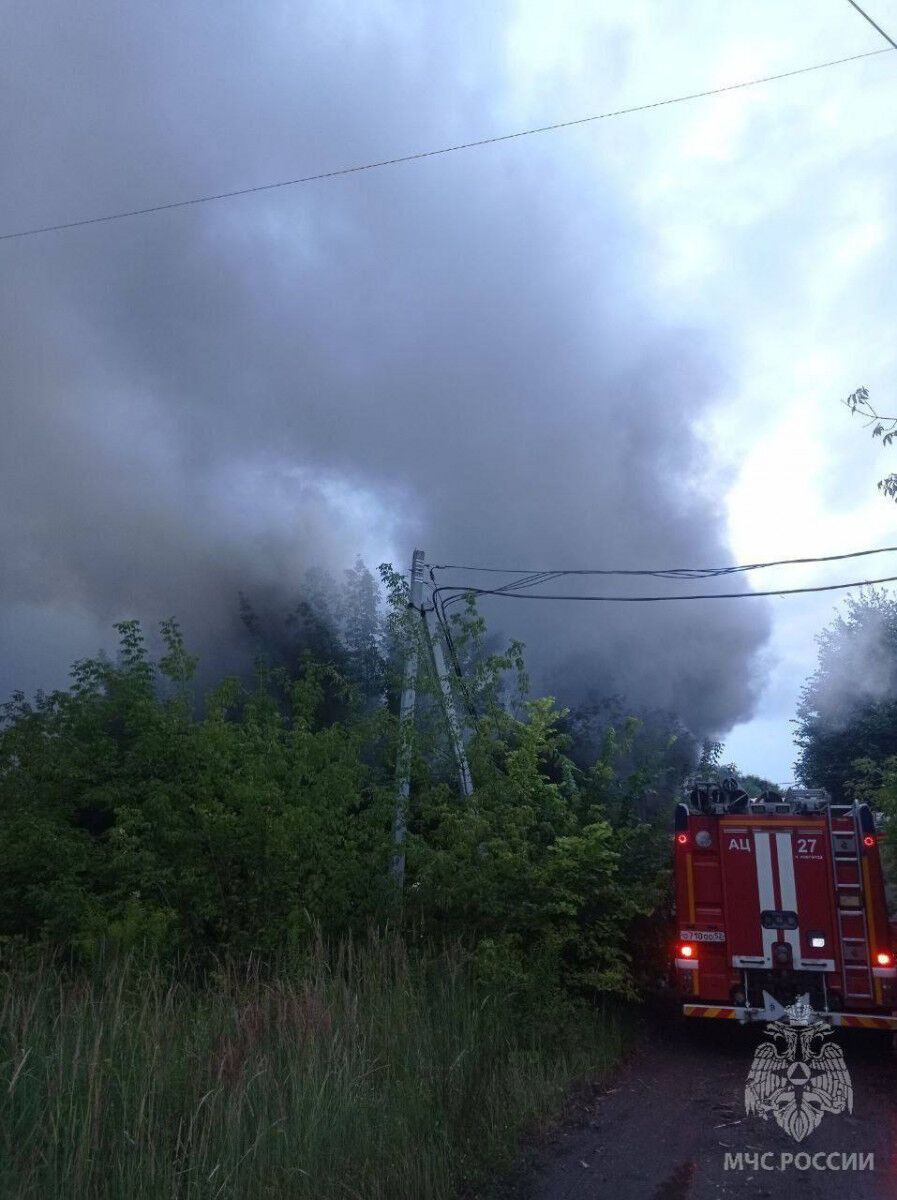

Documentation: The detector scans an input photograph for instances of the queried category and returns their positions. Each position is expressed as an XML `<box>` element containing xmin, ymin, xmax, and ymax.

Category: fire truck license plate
<box><xmin>679</xmin><ymin>930</ymin><xmax>725</xmax><ymax>942</ymax></box>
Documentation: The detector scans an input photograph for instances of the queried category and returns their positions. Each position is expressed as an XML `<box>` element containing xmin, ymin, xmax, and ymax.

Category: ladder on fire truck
<box><xmin>827</xmin><ymin>803</ymin><xmax>874</xmax><ymax>1002</ymax></box>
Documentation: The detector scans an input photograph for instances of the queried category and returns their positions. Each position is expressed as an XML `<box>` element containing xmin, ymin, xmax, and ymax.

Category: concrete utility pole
<box><xmin>391</xmin><ymin>548</ymin><xmax>425</xmax><ymax>888</ymax></box>
<box><xmin>423</xmin><ymin>606</ymin><xmax>474</xmax><ymax>797</ymax></box>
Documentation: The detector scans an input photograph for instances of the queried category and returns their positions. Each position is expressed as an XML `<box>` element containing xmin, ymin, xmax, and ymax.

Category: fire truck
<box><xmin>672</xmin><ymin>781</ymin><xmax>897</xmax><ymax>1031</ymax></box>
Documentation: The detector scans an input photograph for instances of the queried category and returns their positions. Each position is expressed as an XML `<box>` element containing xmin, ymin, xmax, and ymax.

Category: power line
<box><xmin>427</xmin><ymin>566</ymin><xmax>465</xmax><ymax>676</ymax></box>
<box><xmin>1</xmin><ymin>47</ymin><xmax>892</xmax><ymax>244</ymax></box>
<box><xmin>430</xmin><ymin>543</ymin><xmax>897</xmax><ymax>621</ymax></box>
<box><xmin>429</xmin><ymin>542</ymin><xmax>897</xmax><ymax>580</ymax></box>
<box><xmin>845</xmin><ymin>0</ymin><xmax>897</xmax><ymax>50</ymax></box>
<box><xmin>431</xmin><ymin>573</ymin><xmax>897</xmax><ymax>605</ymax></box>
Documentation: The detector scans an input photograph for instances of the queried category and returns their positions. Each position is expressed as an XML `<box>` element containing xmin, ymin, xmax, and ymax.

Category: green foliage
<box><xmin>0</xmin><ymin>938</ymin><xmax>625</xmax><ymax>1200</ymax></box>
<box><xmin>0</xmin><ymin>565</ymin><xmax>682</xmax><ymax>1006</ymax></box>
<box><xmin>738</xmin><ymin>772</ymin><xmax>779</xmax><ymax>796</ymax></box>
<box><xmin>692</xmin><ymin>745</ymin><xmax>777</xmax><ymax>796</ymax></box>
<box><xmin>404</xmin><ymin>621</ymin><xmax>670</xmax><ymax>1008</ymax></box>
<box><xmin>843</xmin><ymin>386</ymin><xmax>897</xmax><ymax>501</ymax></box>
<box><xmin>699</xmin><ymin>738</ymin><xmax>724</xmax><ymax>772</ymax></box>
<box><xmin>0</xmin><ymin>620</ymin><xmax>394</xmax><ymax>957</ymax></box>
<box><xmin>562</xmin><ymin>697</ymin><xmax>698</xmax><ymax>821</ymax></box>
<box><xmin>839</xmin><ymin>756</ymin><xmax>897</xmax><ymax>900</ymax></box>
<box><xmin>795</xmin><ymin>589</ymin><xmax>897</xmax><ymax>801</ymax></box>
<box><xmin>341</xmin><ymin>557</ymin><xmax>385</xmax><ymax>702</ymax></box>
<box><xmin>0</xmin><ymin>565</ymin><xmax>688</xmax><ymax>1199</ymax></box>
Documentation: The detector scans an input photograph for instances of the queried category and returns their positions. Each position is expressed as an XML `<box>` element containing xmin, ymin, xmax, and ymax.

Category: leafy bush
<box><xmin>0</xmin><ymin>621</ymin><xmax>394</xmax><ymax>957</ymax></box>
<box><xmin>0</xmin><ymin>573</ymin><xmax>675</xmax><ymax>1004</ymax></box>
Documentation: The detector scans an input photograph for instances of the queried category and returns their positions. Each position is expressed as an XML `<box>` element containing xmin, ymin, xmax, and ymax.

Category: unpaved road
<box><xmin>526</xmin><ymin>1019</ymin><xmax>897</xmax><ymax>1200</ymax></box>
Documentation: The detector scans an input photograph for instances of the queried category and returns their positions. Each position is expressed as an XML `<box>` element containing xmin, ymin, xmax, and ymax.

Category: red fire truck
<box><xmin>672</xmin><ymin>782</ymin><xmax>897</xmax><ymax>1030</ymax></box>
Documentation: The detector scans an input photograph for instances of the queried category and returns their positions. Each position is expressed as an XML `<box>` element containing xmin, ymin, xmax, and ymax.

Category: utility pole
<box><xmin>423</xmin><ymin>606</ymin><xmax>474</xmax><ymax>797</ymax></box>
<box><xmin>391</xmin><ymin>548</ymin><xmax>425</xmax><ymax>889</ymax></box>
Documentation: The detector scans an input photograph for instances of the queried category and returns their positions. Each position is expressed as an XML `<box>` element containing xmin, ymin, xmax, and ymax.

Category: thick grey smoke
<box><xmin>1</xmin><ymin>2</ymin><xmax>771</xmax><ymax>733</ymax></box>
<box><xmin>808</xmin><ymin>599</ymin><xmax>897</xmax><ymax>732</ymax></box>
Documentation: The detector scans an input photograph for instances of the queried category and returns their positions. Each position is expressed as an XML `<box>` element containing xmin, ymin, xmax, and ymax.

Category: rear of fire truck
<box><xmin>671</xmin><ymin>782</ymin><xmax>897</xmax><ymax>1031</ymax></box>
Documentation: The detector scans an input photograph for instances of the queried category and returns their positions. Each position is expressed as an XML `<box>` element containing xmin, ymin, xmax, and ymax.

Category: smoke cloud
<box><xmin>807</xmin><ymin>598</ymin><xmax>897</xmax><ymax>732</ymax></box>
<box><xmin>1</xmin><ymin>2</ymin><xmax>771</xmax><ymax>733</ymax></box>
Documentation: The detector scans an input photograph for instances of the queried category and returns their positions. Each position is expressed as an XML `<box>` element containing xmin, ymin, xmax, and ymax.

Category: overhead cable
<box><xmin>845</xmin><ymin>0</ymin><xmax>897</xmax><ymax>50</ymax></box>
<box><xmin>429</xmin><ymin>542</ymin><xmax>897</xmax><ymax>580</ymax></box>
<box><xmin>1</xmin><ymin>47</ymin><xmax>892</xmax><ymax>242</ymax></box>
<box><xmin>430</xmin><ymin>573</ymin><xmax>897</xmax><ymax>605</ymax></box>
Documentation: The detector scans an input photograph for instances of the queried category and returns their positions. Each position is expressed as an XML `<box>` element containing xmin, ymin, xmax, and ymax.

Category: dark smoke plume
<box><xmin>0</xmin><ymin>2</ymin><xmax>770</xmax><ymax>734</ymax></box>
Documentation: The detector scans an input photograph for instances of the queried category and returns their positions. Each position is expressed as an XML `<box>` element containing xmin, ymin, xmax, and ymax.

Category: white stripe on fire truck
<box><xmin>775</xmin><ymin>832</ymin><xmax>802</xmax><ymax>965</ymax></box>
<box><xmin>755</xmin><ymin>832</ymin><xmax>777</xmax><ymax>967</ymax></box>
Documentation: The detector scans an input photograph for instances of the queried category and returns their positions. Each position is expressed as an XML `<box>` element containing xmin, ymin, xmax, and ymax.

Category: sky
<box><xmin>499</xmin><ymin>0</ymin><xmax>897</xmax><ymax>781</ymax></box>
<box><xmin>2</xmin><ymin>1</ymin><xmax>896</xmax><ymax>781</ymax></box>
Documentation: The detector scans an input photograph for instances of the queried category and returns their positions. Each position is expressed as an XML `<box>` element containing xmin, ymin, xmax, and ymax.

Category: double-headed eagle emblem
<box><xmin>745</xmin><ymin>997</ymin><xmax>853</xmax><ymax>1142</ymax></box>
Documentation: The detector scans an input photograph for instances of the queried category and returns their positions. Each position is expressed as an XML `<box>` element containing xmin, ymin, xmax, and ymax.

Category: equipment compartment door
<box><xmin>789</xmin><ymin>823</ymin><xmax>836</xmax><ymax>970</ymax></box>
<box><xmin>720</xmin><ymin>820</ymin><xmax>834</xmax><ymax>972</ymax></box>
<box><xmin>719</xmin><ymin>823</ymin><xmax>765</xmax><ymax>967</ymax></box>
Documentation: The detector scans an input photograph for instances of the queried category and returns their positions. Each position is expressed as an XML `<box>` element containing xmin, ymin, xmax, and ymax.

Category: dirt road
<box><xmin>527</xmin><ymin>1019</ymin><xmax>897</xmax><ymax>1200</ymax></box>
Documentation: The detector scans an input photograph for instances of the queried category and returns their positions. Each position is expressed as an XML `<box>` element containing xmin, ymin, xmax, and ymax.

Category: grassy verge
<box><xmin>0</xmin><ymin>934</ymin><xmax>624</xmax><ymax>1199</ymax></box>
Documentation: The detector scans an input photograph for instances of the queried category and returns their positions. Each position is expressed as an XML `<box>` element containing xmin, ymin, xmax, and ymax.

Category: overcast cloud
<box><xmin>2</xmin><ymin>1</ymin><xmax>895</xmax><ymax>766</ymax></box>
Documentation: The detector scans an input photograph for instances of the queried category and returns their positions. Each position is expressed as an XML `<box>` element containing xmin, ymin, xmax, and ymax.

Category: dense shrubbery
<box><xmin>0</xmin><ymin>563</ymin><xmax>697</xmax><ymax>1196</ymax></box>
<box><xmin>0</xmin><ymin>622</ymin><xmax>395</xmax><ymax>956</ymax></box>
<box><xmin>0</xmin><ymin>564</ymin><xmax>677</xmax><ymax>1005</ymax></box>
<box><xmin>0</xmin><ymin>937</ymin><xmax>626</xmax><ymax>1200</ymax></box>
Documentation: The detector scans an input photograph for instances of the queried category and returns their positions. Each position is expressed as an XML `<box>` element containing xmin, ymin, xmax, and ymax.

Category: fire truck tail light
<box><xmin>678</xmin><ymin>943</ymin><xmax>696</xmax><ymax>958</ymax></box>
<box><xmin>876</xmin><ymin>951</ymin><xmax>893</xmax><ymax>967</ymax></box>
<box><xmin>863</xmin><ymin>835</ymin><xmax>876</xmax><ymax>848</ymax></box>
<box><xmin>676</xmin><ymin>832</ymin><xmax>689</xmax><ymax>845</ymax></box>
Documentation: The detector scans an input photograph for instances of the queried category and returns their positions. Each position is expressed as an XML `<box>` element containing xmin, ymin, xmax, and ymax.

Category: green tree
<box><xmin>340</xmin><ymin>557</ymin><xmax>385</xmax><ymax>704</ymax></box>
<box><xmin>0</xmin><ymin>621</ymin><xmax>393</xmax><ymax>956</ymax></box>
<box><xmin>0</xmin><ymin>568</ymin><xmax>675</xmax><ymax>1008</ymax></box>
<box><xmin>699</xmin><ymin>738</ymin><xmax>724</xmax><ymax>773</ymax></box>
<box><xmin>403</xmin><ymin>604</ymin><xmax>668</xmax><ymax>1007</ymax></box>
<box><xmin>795</xmin><ymin>589</ymin><xmax>897</xmax><ymax>800</ymax></box>
<box><xmin>285</xmin><ymin>568</ymin><xmax>346</xmax><ymax>668</ymax></box>
<box><xmin>738</xmin><ymin>772</ymin><xmax>778</xmax><ymax>795</ymax></box>
<box><xmin>561</xmin><ymin>697</ymin><xmax>698</xmax><ymax>819</ymax></box>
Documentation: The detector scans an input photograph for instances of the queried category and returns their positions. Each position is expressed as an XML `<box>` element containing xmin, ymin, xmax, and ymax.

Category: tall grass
<box><xmin>0</xmin><ymin>934</ymin><xmax>623</xmax><ymax>1199</ymax></box>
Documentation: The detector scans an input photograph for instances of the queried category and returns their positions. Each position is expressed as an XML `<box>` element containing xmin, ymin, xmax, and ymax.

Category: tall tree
<box><xmin>340</xmin><ymin>558</ymin><xmax>385</xmax><ymax>704</ymax></box>
<box><xmin>795</xmin><ymin>589</ymin><xmax>897</xmax><ymax>800</ymax></box>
